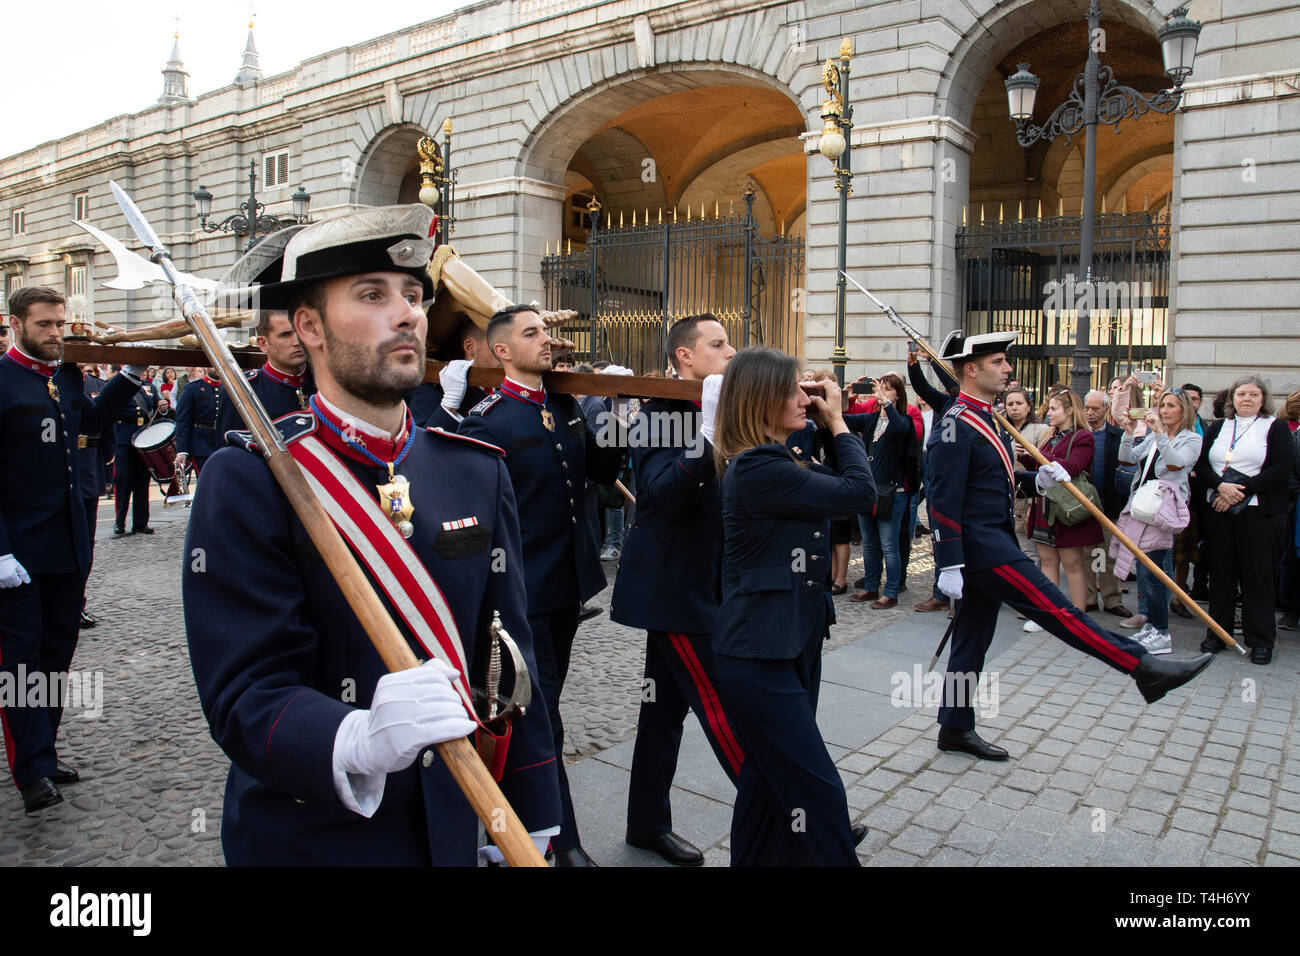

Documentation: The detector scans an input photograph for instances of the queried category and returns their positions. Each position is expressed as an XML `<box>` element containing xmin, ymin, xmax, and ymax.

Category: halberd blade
<box><xmin>109</xmin><ymin>180</ymin><xmax>165</xmax><ymax>253</ymax></box>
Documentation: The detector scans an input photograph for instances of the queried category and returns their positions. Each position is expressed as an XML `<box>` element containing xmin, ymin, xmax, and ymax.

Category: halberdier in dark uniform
<box><xmin>174</xmin><ymin>371</ymin><xmax>221</xmax><ymax>475</ymax></box>
<box><xmin>928</xmin><ymin>330</ymin><xmax>1214</xmax><ymax>760</ymax></box>
<box><xmin>0</xmin><ymin>286</ymin><xmax>140</xmax><ymax>812</ymax></box>
<box><xmin>183</xmin><ymin>205</ymin><xmax>560</xmax><ymax>865</ymax></box>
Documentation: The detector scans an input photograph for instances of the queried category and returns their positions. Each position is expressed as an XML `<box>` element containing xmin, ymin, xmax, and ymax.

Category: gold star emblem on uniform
<box><xmin>540</xmin><ymin>407</ymin><xmax>555</xmax><ymax>432</ymax></box>
<box><xmin>377</xmin><ymin>466</ymin><xmax>415</xmax><ymax>538</ymax></box>
<box><xmin>47</xmin><ymin>379</ymin><xmax>59</xmax><ymax>402</ymax></box>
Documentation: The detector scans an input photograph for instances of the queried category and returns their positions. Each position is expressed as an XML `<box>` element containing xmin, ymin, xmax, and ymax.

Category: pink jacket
<box><xmin>1109</xmin><ymin>478</ymin><xmax>1190</xmax><ymax>578</ymax></box>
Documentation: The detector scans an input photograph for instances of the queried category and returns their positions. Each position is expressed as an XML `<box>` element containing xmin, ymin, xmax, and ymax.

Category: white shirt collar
<box><xmin>315</xmin><ymin>392</ymin><xmax>407</xmax><ymax>441</ymax></box>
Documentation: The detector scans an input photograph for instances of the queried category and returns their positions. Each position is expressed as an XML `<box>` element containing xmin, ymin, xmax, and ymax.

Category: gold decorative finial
<box><xmin>443</xmin><ymin>117</ymin><xmax>452</xmax><ymax>134</ymax></box>
<box><xmin>839</xmin><ymin>38</ymin><xmax>853</xmax><ymax>59</ymax></box>
<box><xmin>416</xmin><ymin>134</ymin><xmax>444</xmax><ymax>207</ymax></box>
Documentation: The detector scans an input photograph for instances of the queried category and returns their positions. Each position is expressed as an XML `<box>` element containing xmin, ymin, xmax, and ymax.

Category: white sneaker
<box><xmin>1141</xmin><ymin>630</ymin><xmax>1172</xmax><ymax>655</ymax></box>
<box><xmin>1133</xmin><ymin>622</ymin><xmax>1154</xmax><ymax>642</ymax></box>
<box><xmin>1023</xmin><ymin>620</ymin><xmax>1043</xmax><ymax>633</ymax></box>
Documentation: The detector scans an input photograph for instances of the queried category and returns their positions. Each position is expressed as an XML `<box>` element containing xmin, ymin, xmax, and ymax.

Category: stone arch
<box><xmin>935</xmin><ymin>0</ymin><xmax>1169</xmax><ymax>126</ymax></box>
<box><xmin>352</xmin><ymin>122</ymin><xmax>432</xmax><ymax>208</ymax></box>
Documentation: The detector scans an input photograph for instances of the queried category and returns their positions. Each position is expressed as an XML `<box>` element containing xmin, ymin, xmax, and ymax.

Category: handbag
<box><xmin>872</xmin><ymin>486</ymin><xmax>900</xmax><ymax>522</ymax></box>
<box><xmin>1130</xmin><ymin>442</ymin><xmax>1166</xmax><ymax>525</ymax></box>
<box><xmin>1216</xmin><ymin>466</ymin><xmax>1252</xmax><ymax>516</ymax></box>
<box><xmin>1043</xmin><ymin>430</ymin><xmax>1103</xmax><ymax>526</ymax></box>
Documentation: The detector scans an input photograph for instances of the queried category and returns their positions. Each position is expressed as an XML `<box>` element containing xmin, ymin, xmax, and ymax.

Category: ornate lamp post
<box><xmin>818</xmin><ymin>38</ymin><xmax>853</xmax><ymax>387</ymax></box>
<box><xmin>1005</xmin><ymin>1</ymin><xmax>1200</xmax><ymax>397</ymax></box>
<box><xmin>417</xmin><ymin>118</ymin><xmax>457</xmax><ymax>248</ymax></box>
<box><xmin>193</xmin><ymin>157</ymin><xmax>311</xmax><ymax>251</ymax></box>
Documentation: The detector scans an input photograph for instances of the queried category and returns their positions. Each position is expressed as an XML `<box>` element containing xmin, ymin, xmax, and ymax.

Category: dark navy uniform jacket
<box><xmin>715</xmin><ymin>433</ymin><xmax>875</xmax><ymax>660</ymax></box>
<box><xmin>458</xmin><ymin>382</ymin><xmax>625</xmax><ymax>615</ymax></box>
<box><xmin>611</xmin><ymin>398</ymin><xmax>720</xmax><ymax>634</ymax></box>
<box><xmin>175</xmin><ymin>377</ymin><xmax>221</xmax><ymax>459</ymax></box>
<box><xmin>409</xmin><ymin>381</ymin><xmax>488</xmax><ymax>431</ymax></box>
<box><xmin>214</xmin><ymin>365</ymin><xmax>313</xmax><ymax>446</ymax></box>
<box><xmin>0</xmin><ymin>353</ymin><xmax>135</xmax><ymax>574</ymax></box>
<box><xmin>183</xmin><ymin>414</ymin><xmax>561</xmax><ymax>866</ymax></box>
<box><xmin>926</xmin><ymin>392</ymin><xmax>1037</xmax><ymax>572</ymax></box>
<box><xmin>113</xmin><ymin>382</ymin><xmax>160</xmax><ymax>448</ymax></box>
<box><xmin>77</xmin><ymin>373</ymin><xmax>114</xmax><ymax>499</ymax></box>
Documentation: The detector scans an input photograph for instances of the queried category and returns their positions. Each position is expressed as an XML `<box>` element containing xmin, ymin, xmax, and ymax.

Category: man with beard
<box><xmin>458</xmin><ymin>305</ymin><xmax>626</xmax><ymax>866</ymax></box>
<box><xmin>214</xmin><ymin>309</ymin><xmax>315</xmax><ymax>444</ymax></box>
<box><xmin>182</xmin><ymin>206</ymin><xmax>560</xmax><ymax>864</ymax></box>
<box><xmin>0</xmin><ymin>287</ymin><xmax>140</xmax><ymax>811</ymax></box>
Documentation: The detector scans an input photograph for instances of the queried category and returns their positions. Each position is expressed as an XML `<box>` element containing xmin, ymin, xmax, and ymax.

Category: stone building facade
<box><xmin>0</xmin><ymin>0</ymin><xmax>1295</xmax><ymax>393</ymax></box>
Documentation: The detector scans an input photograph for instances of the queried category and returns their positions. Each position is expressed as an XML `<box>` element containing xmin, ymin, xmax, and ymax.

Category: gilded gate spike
<box><xmin>567</xmin><ymin>238</ymin><xmax>571</xmax><ymax>255</ymax></box>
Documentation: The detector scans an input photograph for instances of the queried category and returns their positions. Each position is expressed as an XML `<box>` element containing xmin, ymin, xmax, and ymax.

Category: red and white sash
<box><xmin>955</xmin><ymin>405</ymin><xmax>1015</xmax><ymax>487</ymax></box>
<box><xmin>288</xmin><ymin>433</ymin><xmax>481</xmax><ymax>722</ymax></box>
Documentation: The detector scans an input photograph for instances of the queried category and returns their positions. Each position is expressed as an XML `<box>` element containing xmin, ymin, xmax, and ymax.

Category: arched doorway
<box><xmin>353</xmin><ymin>123</ymin><xmax>427</xmax><ymax>207</ymax></box>
<box><xmin>938</xmin><ymin>1</ymin><xmax>1177</xmax><ymax>397</ymax></box>
<box><xmin>521</xmin><ymin>69</ymin><xmax>809</xmax><ymax>370</ymax></box>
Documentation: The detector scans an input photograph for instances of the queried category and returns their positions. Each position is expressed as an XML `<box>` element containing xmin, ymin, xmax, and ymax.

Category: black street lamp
<box><xmin>1005</xmin><ymin>2</ymin><xmax>1200</xmax><ymax>397</ymax></box>
<box><xmin>818</xmin><ymin>38</ymin><xmax>853</xmax><ymax>388</ymax></box>
<box><xmin>193</xmin><ymin>157</ymin><xmax>312</xmax><ymax>251</ymax></box>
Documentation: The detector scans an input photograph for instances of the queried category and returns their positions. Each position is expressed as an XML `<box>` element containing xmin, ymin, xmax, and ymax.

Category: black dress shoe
<box><xmin>112</xmin><ymin>526</ymin><xmax>126</xmax><ymax>536</ymax></box>
<box><xmin>79</xmin><ymin>610</ymin><xmax>97</xmax><ymax>629</ymax></box>
<box><xmin>1250</xmin><ymin>646</ymin><xmax>1272</xmax><ymax>665</ymax></box>
<box><xmin>626</xmin><ymin>830</ymin><xmax>704</xmax><ymax>866</ymax></box>
<box><xmin>132</xmin><ymin>526</ymin><xmax>155</xmax><ymax>535</ymax></box>
<box><xmin>1200</xmin><ymin>635</ymin><xmax>1225</xmax><ymax>654</ymax></box>
<box><xmin>21</xmin><ymin>777</ymin><xmax>63</xmax><ymax>814</ymax></box>
<box><xmin>551</xmin><ymin>846</ymin><xmax>598</xmax><ymax>867</ymax></box>
<box><xmin>1132</xmin><ymin>652</ymin><xmax>1214</xmax><ymax>704</ymax></box>
<box><xmin>851</xmin><ymin>824</ymin><xmax>868</xmax><ymax>847</ymax></box>
<box><xmin>830</xmin><ymin>584</ymin><xmax>848</xmax><ymax>595</ymax></box>
<box><xmin>937</xmin><ymin>727</ymin><xmax>1008</xmax><ymax>761</ymax></box>
<box><xmin>1278</xmin><ymin>614</ymin><xmax>1298</xmax><ymax>632</ymax></box>
<box><xmin>577</xmin><ymin>605</ymin><xmax>602</xmax><ymax>623</ymax></box>
<box><xmin>50</xmin><ymin>762</ymin><xmax>79</xmax><ymax>785</ymax></box>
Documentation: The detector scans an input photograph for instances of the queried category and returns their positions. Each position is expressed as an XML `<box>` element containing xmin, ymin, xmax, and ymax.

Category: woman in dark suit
<box><xmin>711</xmin><ymin>347</ymin><xmax>876</xmax><ymax>866</ymax></box>
<box><xmin>1197</xmin><ymin>375</ymin><xmax>1295</xmax><ymax>664</ymax></box>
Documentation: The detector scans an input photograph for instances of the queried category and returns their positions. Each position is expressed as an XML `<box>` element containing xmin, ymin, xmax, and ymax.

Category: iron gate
<box><xmin>955</xmin><ymin>211</ymin><xmax>1171</xmax><ymax>399</ymax></box>
<box><xmin>541</xmin><ymin>192</ymin><xmax>805</xmax><ymax>373</ymax></box>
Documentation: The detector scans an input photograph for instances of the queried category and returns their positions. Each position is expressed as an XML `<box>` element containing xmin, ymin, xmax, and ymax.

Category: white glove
<box><xmin>1035</xmin><ymin>461</ymin><xmax>1071</xmax><ymax>493</ymax></box>
<box><xmin>938</xmin><ymin>568</ymin><xmax>963</xmax><ymax>601</ymax></box>
<box><xmin>0</xmin><ymin>554</ymin><xmax>31</xmax><ymax>589</ymax></box>
<box><xmin>477</xmin><ymin>829</ymin><xmax>558</xmax><ymax>865</ymax></box>
<box><xmin>333</xmin><ymin>659</ymin><xmax>476</xmax><ymax>815</ymax></box>
<box><xmin>439</xmin><ymin>359</ymin><xmax>472</xmax><ymax>413</ymax></box>
<box><xmin>600</xmin><ymin>365</ymin><xmax>634</xmax><ymax>377</ymax></box>
<box><xmin>174</xmin><ymin>453</ymin><xmax>190</xmax><ymax>471</ymax></box>
<box><xmin>700</xmin><ymin>373</ymin><xmax>723</xmax><ymax>444</ymax></box>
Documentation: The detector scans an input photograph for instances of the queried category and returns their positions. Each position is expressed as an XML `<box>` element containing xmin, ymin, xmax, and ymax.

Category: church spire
<box><xmin>234</xmin><ymin>20</ymin><xmax>263</xmax><ymax>86</ymax></box>
<box><xmin>159</xmin><ymin>32</ymin><xmax>190</xmax><ymax>105</ymax></box>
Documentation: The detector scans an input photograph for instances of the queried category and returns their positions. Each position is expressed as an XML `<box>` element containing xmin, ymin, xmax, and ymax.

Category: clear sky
<box><xmin>5</xmin><ymin>0</ymin><xmax>464</xmax><ymax>157</ymax></box>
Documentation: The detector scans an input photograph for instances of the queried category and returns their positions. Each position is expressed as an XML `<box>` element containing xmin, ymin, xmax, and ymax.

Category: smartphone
<box><xmin>908</xmin><ymin>340</ymin><xmax>919</xmax><ymax>357</ymax></box>
<box><xmin>851</xmin><ymin>379</ymin><xmax>875</xmax><ymax>395</ymax></box>
<box><xmin>1135</xmin><ymin>369</ymin><xmax>1161</xmax><ymax>385</ymax></box>
<box><xmin>798</xmin><ymin>382</ymin><xmax>826</xmax><ymax>399</ymax></box>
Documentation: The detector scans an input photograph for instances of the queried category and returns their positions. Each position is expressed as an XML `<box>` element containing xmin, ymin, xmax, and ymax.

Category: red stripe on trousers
<box><xmin>993</xmin><ymin>564</ymin><xmax>1138</xmax><ymax>670</ymax></box>
<box><xmin>667</xmin><ymin>633</ymin><xmax>745</xmax><ymax>775</ymax></box>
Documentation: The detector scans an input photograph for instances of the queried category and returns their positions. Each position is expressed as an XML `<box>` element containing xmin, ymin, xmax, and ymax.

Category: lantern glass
<box><xmin>1004</xmin><ymin>64</ymin><xmax>1039</xmax><ymax>122</ymax></box>
<box><xmin>193</xmin><ymin>185</ymin><xmax>213</xmax><ymax>220</ymax></box>
<box><xmin>291</xmin><ymin>186</ymin><xmax>311</xmax><ymax>221</ymax></box>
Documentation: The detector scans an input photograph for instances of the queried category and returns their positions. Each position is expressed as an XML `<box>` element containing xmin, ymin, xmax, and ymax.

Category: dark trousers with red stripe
<box><xmin>627</xmin><ymin>631</ymin><xmax>743</xmax><ymax>838</ymax></box>
<box><xmin>0</xmin><ymin>572</ymin><xmax>83</xmax><ymax>789</ymax></box>
<box><xmin>714</xmin><ymin>633</ymin><xmax>858</xmax><ymax>867</ymax></box>
<box><xmin>528</xmin><ymin>606</ymin><xmax>582</xmax><ymax>851</ymax></box>
<box><xmin>941</xmin><ymin>557</ymin><xmax>1146</xmax><ymax>731</ymax></box>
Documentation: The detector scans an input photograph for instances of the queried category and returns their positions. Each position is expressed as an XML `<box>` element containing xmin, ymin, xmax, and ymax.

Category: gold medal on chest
<box><xmin>377</xmin><ymin>464</ymin><xmax>415</xmax><ymax>538</ymax></box>
<box><xmin>297</xmin><ymin>389</ymin><xmax>308</xmax><ymax>410</ymax></box>
<box><xmin>47</xmin><ymin>379</ymin><xmax>60</xmax><ymax>402</ymax></box>
<box><xmin>540</xmin><ymin>407</ymin><xmax>555</xmax><ymax>432</ymax></box>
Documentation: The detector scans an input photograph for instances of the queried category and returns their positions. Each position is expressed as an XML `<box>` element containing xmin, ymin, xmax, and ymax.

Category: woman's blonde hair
<box><xmin>1041</xmin><ymin>389</ymin><xmax>1088</xmax><ymax>444</ymax></box>
<box><xmin>1160</xmin><ymin>389</ymin><xmax>1198</xmax><ymax>434</ymax></box>
<box><xmin>713</xmin><ymin>347</ymin><xmax>800</xmax><ymax>475</ymax></box>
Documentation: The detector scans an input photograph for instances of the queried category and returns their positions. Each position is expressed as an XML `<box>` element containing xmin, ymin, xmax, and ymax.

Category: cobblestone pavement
<box><xmin>4</xmin><ymin>494</ymin><xmax>1296</xmax><ymax>867</ymax></box>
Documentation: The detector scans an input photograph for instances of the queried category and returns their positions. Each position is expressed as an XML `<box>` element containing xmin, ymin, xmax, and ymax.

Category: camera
<box><xmin>851</xmin><ymin>378</ymin><xmax>876</xmax><ymax>395</ymax></box>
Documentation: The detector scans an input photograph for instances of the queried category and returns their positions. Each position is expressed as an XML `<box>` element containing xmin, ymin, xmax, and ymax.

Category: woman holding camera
<box><xmin>847</xmin><ymin>373</ymin><xmax>914</xmax><ymax>609</ymax></box>
<box><xmin>1196</xmin><ymin>375</ymin><xmax>1295</xmax><ymax>665</ymax></box>
<box><xmin>1114</xmin><ymin>390</ymin><xmax>1202</xmax><ymax>654</ymax></box>
<box><xmin>1004</xmin><ymin>386</ymin><xmax>1049</xmax><ymax>566</ymax></box>
<box><xmin>712</xmin><ymin>347</ymin><xmax>875</xmax><ymax>866</ymax></box>
<box><xmin>1021</xmin><ymin>390</ymin><xmax>1102</xmax><ymax>627</ymax></box>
